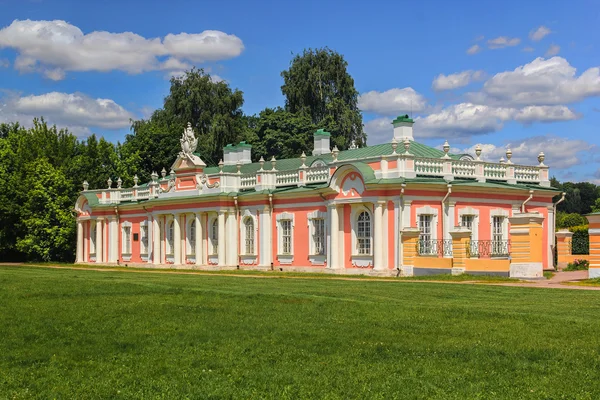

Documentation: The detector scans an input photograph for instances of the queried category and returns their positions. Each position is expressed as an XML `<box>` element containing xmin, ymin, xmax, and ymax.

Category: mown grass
<box><xmin>1</xmin><ymin>265</ymin><xmax>600</xmax><ymax>399</ymax></box>
<box><xmin>567</xmin><ymin>278</ymin><xmax>600</xmax><ymax>287</ymax></box>
<box><xmin>23</xmin><ymin>262</ymin><xmax>519</xmax><ymax>283</ymax></box>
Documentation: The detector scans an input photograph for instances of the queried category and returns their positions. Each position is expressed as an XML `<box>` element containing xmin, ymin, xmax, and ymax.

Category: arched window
<box><xmin>188</xmin><ymin>220</ymin><xmax>196</xmax><ymax>255</ymax></box>
<box><xmin>167</xmin><ymin>220</ymin><xmax>174</xmax><ymax>255</ymax></box>
<box><xmin>90</xmin><ymin>222</ymin><xmax>97</xmax><ymax>255</ymax></box>
<box><xmin>357</xmin><ymin>211</ymin><xmax>371</xmax><ymax>255</ymax></box>
<box><xmin>211</xmin><ymin>219</ymin><xmax>218</xmax><ymax>255</ymax></box>
<box><xmin>244</xmin><ymin>218</ymin><xmax>254</xmax><ymax>255</ymax></box>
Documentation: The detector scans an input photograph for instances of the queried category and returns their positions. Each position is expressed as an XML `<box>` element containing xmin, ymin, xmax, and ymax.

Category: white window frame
<box><xmin>240</xmin><ymin>209</ymin><xmax>257</xmax><ymax>256</ymax></box>
<box><xmin>186</xmin><ymin>216</ymin><xmax>196</xmax><ymax>257</ymax></box>
<box><xmin>458</xmin><ymin>207</ymin><xmax>480</xmax><ymax>257</ymax></box>
<box><xmin>276</xmin><ymin>212</ymin><xmax>294</xmax><ymax>263</ymax></box>
<box><xmin>307</xmin><ymin>210</ymin><xmax>327</xmax><ymax>256</ymax></box>
<box><xmin>490</xmin><ymin>209</ymin><xmax>510</xmax><ymax>257</ymax></box>
<box><xmin>350</xmin><ymin>205</ymin><xmax>373</xmax><ymax>257</ymax></box>
<box><xmin>121</xmin><ymin>221</ymin><xmax>132</xmax><ymax>261</ymax></box>
<box><xmin>415</xmin><ymin>205</ymin><xmax>439</xmax><ymax>255</ymax></box>
<box><xmin>90</xmin><ymin>220</ymin><xmax>97</xmax><ymax>256</ymax></box>
<box><xmin>140</xmin><ymin>220</ymin><xmax>149</xmax><ymax>257</ymax></box>
<box><xmin>165</xmin><ymin>218</ymin><xmax>175</xmax><ymax>256</ymax></box>
<box><xmin>209</xmin><ymin>216</ymin><xmax>219</xmax><ymax>256</ymax></box>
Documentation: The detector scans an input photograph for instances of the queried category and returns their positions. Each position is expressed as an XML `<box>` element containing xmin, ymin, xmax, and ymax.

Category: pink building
<box><xmin>75</xmin><ymin>118</ymin><xmax>559</xmax><ymax>277</ymax></box>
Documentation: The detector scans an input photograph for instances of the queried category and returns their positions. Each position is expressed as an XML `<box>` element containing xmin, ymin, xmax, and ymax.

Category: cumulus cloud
<box><xmin>487</xmin><ymin>36</ymin><xmax>521</xmax><ymax>49</ymax></box>
<box><xmin>472</xmin><ymin>56</ymin><xmax>600</xmax><ymax>107</ymax></box>
<box><xmin>358</xmin><ymin>87</ymin><xmax>427</xmax><ymax>116</ymax></box>
<box><xmin>432</xmin><ymin>70</ymin><xmax>485</xmax><ymax>92</ymax></box>
<box><xmin>0</xmin><ymin>91</ymin><xmax>135</xmax><ymax>136</ymax></box>
<box><xmin>545</xmin><ymin>44</ymin><xmax>560</xmax><ymax>57</ymax></box>
<box><xmin>460</xmin><ymin>136</ymin><xmax>594</xmax><ymax>169</ymax></box>
<box><xmin>412</xmin><ymin>103</ymin><xmax>579</xmax><ymax>139</ymax></box>
<box><xmin>0</xmin><ymin>19</ymin><xmax>244</xmax><ymax>79</ymax></box>
<box><xmin>522</xmin><ymin>47</ymin><xmax>535</xmax><ymax>52</ymax></box>
<box><xmin>529</xmin><ymin>26</ymin><xmax>552</xmax><ymax>42</ymax></box>
<box><xmin>466</xmin><ymin>44</ymin><xmax>481</xmax><ymax>55</ymax></box>
<box><xmin>364</xmin><ymin>117</ymin><xmax>394</xmax><ymax>145</ymax></box>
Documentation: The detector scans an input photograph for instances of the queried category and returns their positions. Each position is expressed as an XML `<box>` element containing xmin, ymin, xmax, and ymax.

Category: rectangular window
<box><xmin>211</xmin><ymin>220</ymin><xmax>218</xmax><ymax>255</ymax></box>
<box><xmin>123</xmin><ymin>226</ymin><xmax>131</xmax><ymax>254</ymax></box>
<box><xmin>492</xmin><ymin>216</ymin><xmax>504</xmax><ymax>255</ymax></box>
<box><xmin>245</xmin><ymin>220</ymin><xmax>254</xmax><ymax>255</ymax></box>
<box><xmin>312</xmin><ymin>219</ymin><xmax>325</xmax><ymax>255</ymax></box>
<box><xmin>281</xmin><ymin>220</ymin><xmax>292</xmax><ymax>254</ymax></box>
<box><xmin>461</xmin><ymin>215</ymin><xmax>474</xmax><ymax>231</ymax></box>
<box><xmin>140</xmin><ymin>225</ymin><xmax>148</xmax><ymax>255</ymax></box>
<box><xmin>419</xmin><ymin>215</ymin><xmax>433</xmax><ymax>254</ymax></box>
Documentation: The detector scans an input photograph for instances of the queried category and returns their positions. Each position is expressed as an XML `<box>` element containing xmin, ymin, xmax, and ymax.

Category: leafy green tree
<box><xmin>592</xmin><ymin>198</ymin><xmax>600</xmax><ymax>213</ymax></box>
<box><xmin>248</xmin><ymin>108</ymin><xmax>316</xmax><ymax>161</ymax></box>
<box><xmin>123</xmin><ymin>68</ymin><xmax>246</xmax><ymax>172</ymax></box>
<box><xmin>16</xmin><ymin>159</ymin><xmax>76</xmax><ymax>262</ymax></box>
<box><xmin>281</xmin><ymin>48</ymin><xmax>365</xmax><ymax>149</ymax></box>
<box><xmin>556</xmin><ymin>212</ymin><xmax>588</xmax><ymax>229</ymax></box>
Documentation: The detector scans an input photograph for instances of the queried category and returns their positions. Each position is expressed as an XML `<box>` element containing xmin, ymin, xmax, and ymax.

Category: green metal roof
<box><xmin>314</xmin><ymin>129</ymin><xmax>331</xmax><ymax>137</ymax></box>
<box><xmin>391</xmin><ymin>114</ymin><xmax>414</xmax><ymax>124</ymax></box>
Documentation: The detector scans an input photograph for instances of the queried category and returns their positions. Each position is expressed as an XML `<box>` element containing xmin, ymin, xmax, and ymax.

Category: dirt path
<box><xmin>1</xmin><ymin>263</ymin><xmax>598</xmax><ymax>290</ymax></box>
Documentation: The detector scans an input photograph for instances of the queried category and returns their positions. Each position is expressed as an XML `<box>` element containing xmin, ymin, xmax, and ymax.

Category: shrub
<box><xmin>569</xmin><ymin>225</ymin><xmax>589</xmax><ymax>255</ymax></box>
<box><xmin>564</xmin><ymin>259</ymin><xmax>590</xmax><ymax>271</ymax></box>
<box><xmin>556</xmin><ymin>212</ymin><xmax>588</xmax><ymax>229</ymax></box>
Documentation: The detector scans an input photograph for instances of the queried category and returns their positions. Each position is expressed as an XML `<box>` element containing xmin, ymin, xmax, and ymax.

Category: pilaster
<box><xmin>586</xmin><ymin>213</ymin><xmax>600</xmax><ymax>279</ymax></box>
<box><xmin>218</xmin><ymin>210</ymin><xmax>226</xmax><ymax>266</ymax></box>
<box><xmin>173</xmin><ymin>213</ymin><xmax>181</xmax><ymax>265</ymax></box>
<box><xmin>508</xmin><ymin>212</ymin><xmax>545</xmax><ymax>278</ymax></box>
<box><xmin>76</xmin><ymin>221</ymin><xmax>84</xmax><ymax>263</ymax></box>
<box><xmin>195</xmin><ymin>213</ymin><xmax>202</xmax><ymax>266</ymax></box>
<box><xmin>153</xmin><ymin>215</ymin><xmax>161</xmax><ymax>265</ymax></box>
<box><xmin>96</xmin><ymin>218</ymin><xmax>103</xmax><ymax>263</ymax></box>
<box><xmin>373</xmin><ymin>201</ymin><xmax>385</xmax><ymax>271</ymax></box>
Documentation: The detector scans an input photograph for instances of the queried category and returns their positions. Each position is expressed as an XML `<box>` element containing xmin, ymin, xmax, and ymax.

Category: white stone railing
<box><xmin>415</xmin><ymin>158</ymin><xmax>444</xmax><ymax>175</ymax></box>
<box><xmin>240</xmin><ymin>173</ymin><xmax>257</xmax><ymax>189</ymax></box>
<box><xmin>305</xmin><ymin>165</ymin><xmax>329</xmax><ymax>183</ymax></box>
<box><xmin>276</xmin><ymin>170</ymin><xmax>299</xmax><ymax>186</ymax></box>
<box><xmin>88</xmin><ymin>154</ymin><xmax>550</xmax><ymax>204</ymax></box>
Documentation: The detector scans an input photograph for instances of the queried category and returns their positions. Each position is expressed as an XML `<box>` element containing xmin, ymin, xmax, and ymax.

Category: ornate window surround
<box><xmin>276</xmin><ymin>212</ymin><xmax>294</xmax><ymax>264</ymax></box>
<box><xmin>307</xmin><ymin>210</ymin><xmax>327</xmax><ymax>265</ymax></box>
<box><xmin>140</xmin><ymin>220</ymin><xmax>150</xmax><ymax>261</ymax></box>
<box><xmin>490</xmin><ymin>208</ymin><xmax>510</xmax><ymax>243</ymax></box>
<box><xmin>240</xmin><ymin>209</ymin><xmax>258</xmax><ymax>265</ymax></box>
<box><xmin>185</xmin><ymin>215</ymin><xmax>196</xmax><ymax>261</ymax></box>
<box><xmin>458</xmin><ymin>206</ymin><xmax>480</xmax><ymax>243</ymax></box>
<box><xmin>415</xmin><ymin>205</ymin><xmax>439</xmax><ymax>241</ymax></box>
<box><xmin>121</xmin><ymin>221</ymin><xmax>132</xmax><ymax>262</ymax></box>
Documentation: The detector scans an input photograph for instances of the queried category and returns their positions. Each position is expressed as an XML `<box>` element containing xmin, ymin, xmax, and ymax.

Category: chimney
<box><xmin>312</xmin><ymin>129</ymin><xmax>331</xmax><ymax>156</ymax></box>
<box><xmin>223</xmin><ymin>142</ymin><xmax>252</xmax><ymax>165</ymax></box>
<box><xmin>392</xmin><ymin>115</ymin><xmax>414</xmax><ymax>142</ymax></box>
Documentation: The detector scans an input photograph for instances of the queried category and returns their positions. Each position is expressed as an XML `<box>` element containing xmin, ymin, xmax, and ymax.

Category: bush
<box><xmin>569</xmin><ymin>225</ymin><xmax>589</xmax><ymax>255</ymax></box>
<box><xmin>564</xmin><ymin>259</ymin><xmax>590</xmax><ymax>271</ymax></box>
<box><xmin>556</xmin><ymin>212</ymin><xmax>588</xmax><ymax>229</ymax></box>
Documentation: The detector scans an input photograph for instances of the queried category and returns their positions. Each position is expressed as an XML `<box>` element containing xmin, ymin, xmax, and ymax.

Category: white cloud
<box><xmin>476</xmin><ymin>56</ymin><xmax>600</xmax><ymax>106</ymax></box>
<box><xmin>432</xmin><ymin>70</ymin><xmax>485</xmax><ymax>92</ymax></box>
<box><xmin>545</xmin><ymin>44</ymin><xmax>560</xmax><ymax>57</ymax></box>
<box><xmin>364</xmin><ymin>117</ymin><xmax>394</xmax><ymax>145</ymax></box>
<box><xmin>522</xmin><ymin>47</ymin><xmax>535</xmax><ymax>52</ymax></box>
<box><xmin>529</xmin><ymin>26</ymin><xmax>552</xmax><ymax>42</ymax></box>
<box><xmin>414</xmin><ymin>103</ymin><xmax>515</xmax><ymax>139</ymax></box>
<box><xmin>412</xmin><ymin>103</ymin><xmax>579</xmax><ymax>139</ymax></box>
<box><xmin>487</xmin><ymin>36</ymin><xmax>521</xmax><ymax>49</ymax></box>
<box><xmin>460</xmin><ymin>136</ymin><xmax>594</xmax><ymax>169</ymax></box>
<box><xmin>0</xmin><ymin>19</ymin><xmax>244</xmax><ymax>79</ymax></box>
<box><xmin>466</xmin><ymin>44</ymin><xmax>481</xmax><ymax>55</ymax></box>
<box><xmin>0</xmin><ymin>91</ymin><xmax>135</xmax><ymax>136</ymax></box>
<box><xmin>358</xmin><ymin>87</ymin><xmax>427</xmax><ymax>116</ymax></box>
<box><xmin>514</xmin><ymin>105</ymin><xmax>579</xmax><ymax>123</ymax></box>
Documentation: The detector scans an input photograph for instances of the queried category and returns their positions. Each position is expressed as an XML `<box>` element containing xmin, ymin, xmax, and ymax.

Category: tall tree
<box><xmin>123</xmin><ymin>68</ymin><xmax>245</xmax><ymax>174</ymax></box>
<box><xmin>280</xmin><ymin>48</ymin><xmax>365</xmax><ymax>149</ymax></box>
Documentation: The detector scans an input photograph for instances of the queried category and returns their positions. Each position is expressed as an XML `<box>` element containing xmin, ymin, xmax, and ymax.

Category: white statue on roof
<box><xmin>180</xmin><ymin>122</ymin><xmax>198</xmax><ymax>158</ymax></box>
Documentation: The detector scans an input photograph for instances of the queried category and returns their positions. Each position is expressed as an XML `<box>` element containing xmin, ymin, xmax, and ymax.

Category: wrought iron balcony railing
<box><xmin>467</xmin><ymin>240</ymin><xmax>510</xmax><ymax>258</ymax></box>
<box><xmin>417</xmin><ymin>239</ymin><xmax>453</xmax><ymax>257</ymax></box>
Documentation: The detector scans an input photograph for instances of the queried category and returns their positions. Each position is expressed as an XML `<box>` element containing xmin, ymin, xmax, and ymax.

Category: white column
<box><xmin>444</xmin><ymin>201</ymin><xmax>456</xmax><ymax>258</ymax></box>
<box><xmin>83</xmin><ymin>221</ymin><xmax>89</xmax><ymax>262</ymax></box>
<box><xmin>108</xmin><ymin>216</ymin><xmax>118</xmax><ymax>263</ymax></box>
<box><xmin>394</xmin><ymin>199</ymin><xmax>401</xmax><ymax>269</ymax></box>
<box><xmin>153</xmin><ymin>215</ymin><xmax>161</xmax><ymax>264</ymax></box>
<box><xmin>218</xmin><ymin>210</ymin><xmax>226</xmax><ymax>266</ymax></box>
<box><xmin>402</xmin><ymin>200</ymin><xmax>412</xmax><ymax>229</ymax></box>
<box><xmin>259</xmin><ymin>206</ymin><xmax>272</xmax><ymax>267</ymax></box>
<box><xmin>328</xmin><ymin>204</ymin><xmax>339</xmax><ymax>269</ymax></box>
<box><xmin>200</xmin><ymin>213</ymin><xmax>207</xmax><ymax>265</ymax></box>
<box><xmin>547</xmin><ymin>205</ymin><xmax>555</xmax><ymax>270</ymax></box>
<box><xmin>226</xmin><ymin>210</ymin><xmax>238</xmax><ymax>266</ymax></box>
<box><xmin>374</xmin><ymin>201</ymin><xmax>385</xmax><ymax>271</ymax></box>
<box><xmin>195</xmin><ymin>213</ymin><xmax>202</xmax><ymax>266</ymax></box>
<box><xmin>173</xmin><ymin>213</ymin><xmax>181</xmax><ymax>265</ymax></box>
<box><xmin>96</xmin><ymin>218</ymin><xmax>103</xmax><ymax>263</ymax></box>
<box><xmin>76</xmin><ymin>221</ymin><xmax>84</xmax><ymax>263</ymax></box>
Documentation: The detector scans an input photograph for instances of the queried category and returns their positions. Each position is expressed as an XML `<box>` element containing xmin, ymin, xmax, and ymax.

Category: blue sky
<box><xmin>1</xmin><ymin>0</ymin><xmax>599</xmax><ymax>182</ymax></box>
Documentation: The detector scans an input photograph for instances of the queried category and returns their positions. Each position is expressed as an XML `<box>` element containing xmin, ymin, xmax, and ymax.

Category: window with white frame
<box><xmin>166</xmin><ymin>220</ymin><xmax>174</xmax><ymax>255</ymax></box>
<box><xmin>90</xmin><ymin>222</ymin><xmax>97</xmax><ymax>255</ymax></box>
<box><xmin>187</xmin><ymin>219</ymin><xmax>196</xmax><ymax>256</ymax></box>
<box><xmin>419</xmin><ymin>214</ymin><xmax>433</xmax><ymax>254</ymax></box>
<box><xmin>276</xmin><ymin>212</ymin><xmax>294</xmax><ymax>257</ymax></box>
<box><xmin>308</xmin><ymin>210</ymin><xmax>326</xmax><ymax>257</ymax></box>
<box><xmin>244</xmin><ymin>218</ymin><xmax>254</xmax><ymax>255</ymax></box>
<box><xmin>211</xmin><ymin>218</ymin><xmax>218</xmax><ymax>255</ymax></box>
<box><xmin>461</xmin><ymin>215</ymin><xmax>474</xmax><ymax>231</ymax></box>
<box><xmin>490</xmin><ymin>209</ymin><xmax>509</xmax><ymax>257</ymax></box>
<box><xmin>357</xmin><ymin>211</ymin><xmax>372</xmax><ymax>255</ymax></box>
<box><xmin>122</xmin><ymin>224</ymin><xmax>132</xmax><ymax>255</ymax></box>
<box><xmin>313</xmin><ymin>219</ymin><xmax>325</xmax><ymax>255</ymax></box>
<box><xmin>140</xmin><ymin>223</ymin><xmax>149</xmax><ymax>255</ymax></box>
<box><xmin>458</xmin><ymin>207</ymin><xmax>480</xmax><ymax>257</ymax></box>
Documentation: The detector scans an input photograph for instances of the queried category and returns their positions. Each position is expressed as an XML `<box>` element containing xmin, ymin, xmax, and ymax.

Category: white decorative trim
<box><xmin>415</xmin><ymin>205</ymin><xmax>439</xmax><ymax>241</ymax></box>
<box><xmin>208</xmin><ymin>214</ymin><xmax>219</xmax><ymax>256</ymax></box>
<box><xmin>277</xmin><ymin>254</ymin><xmax>294</xmax><ymax>265</ymax></box>
<box><xmin>240</xmin><ymin>210</ymin><xmax>257</xmax><ymax>256</ymax></box>
<box><xmin>240</xmin><ymin>255</ymin><xmax>257</xmax><ymax>265</ymax></box>
<box><xmin>185</xmin><ymin>215</ymin><xmax>197</xmax><ymax>257</ymax></box>
<box><xmin>490</xmin><ymin>208</ymin><xmax>510</xmax><ymax>243</ymax></box>
<box><xmin>351</xmin><ymin>255</ymin><xmax>373</xmax><ymax>268</ymax></box>
<box><xmin>140</xmin><ymin>220</ymin><xmax>150</xmax><ymax>260</ymax></box>
<box><xmin>588</xmin><ymin>228</ymin><xmax>600</xmax><ymax>235</ymax></box>
<box><xmin>307</xmin><ymin>210</ymin><xmax>327</xmax><ymax>258</ymax></box>
<box><xmin>308</xmin><ymin>255</ymin><xmax>327</xmax><ymax>266</ymax></box>
<box><xmin>351</xmin><ymin>204</ymin><xmax>373</xmax><ymax>256</ymax></box>
<box><xmin>121</xmin><ymin>221</ymin><xmax>132</xmax><ymax>261</ymax></box>
<box><xmin>276</xmin><ymin>212</ymin><xmax>295</xmax><ymax>262</ymax></box>
<box><xmin>458</xmin><ymin>206</ymin><xmax>480</xmax><ymax>246</ymax></box>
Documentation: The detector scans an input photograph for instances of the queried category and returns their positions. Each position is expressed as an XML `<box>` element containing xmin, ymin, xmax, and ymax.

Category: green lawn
<box><xmin>1</xmin><ymin>266</ymin><xmax>599</xmax><ymax>399</ymax></box>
